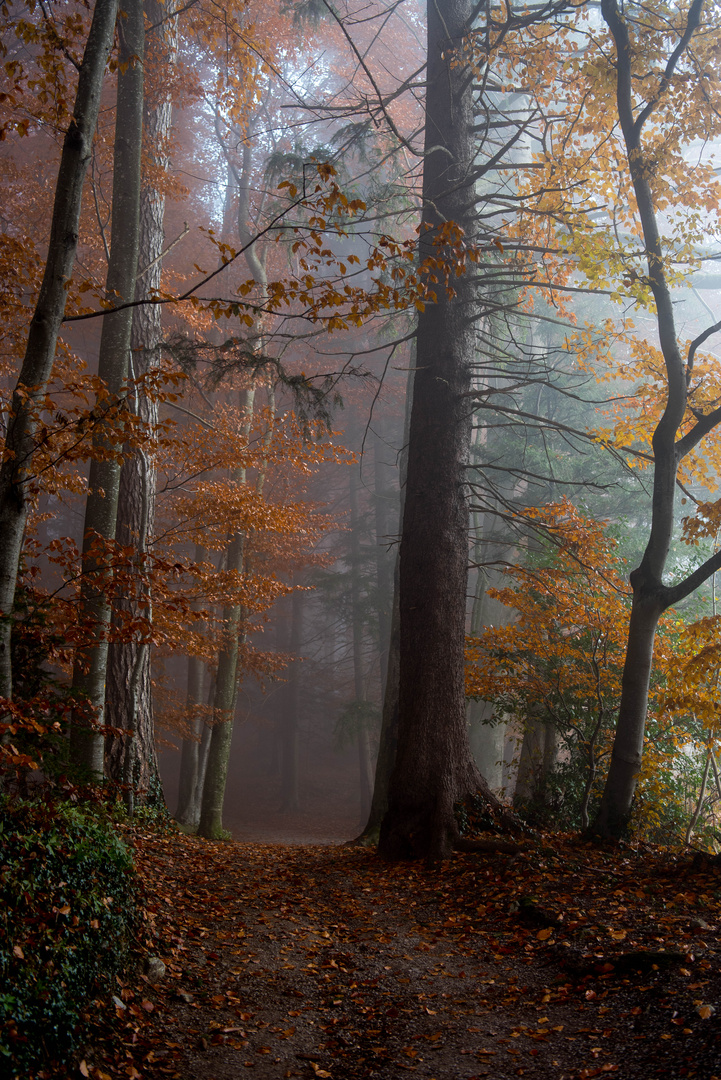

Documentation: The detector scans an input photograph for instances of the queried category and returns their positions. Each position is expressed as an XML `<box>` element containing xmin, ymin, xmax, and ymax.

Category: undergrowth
<box><xmin>0</xmin><ymin>796</ymin><xmax>139</xmax><ymax>1078</ymax></box>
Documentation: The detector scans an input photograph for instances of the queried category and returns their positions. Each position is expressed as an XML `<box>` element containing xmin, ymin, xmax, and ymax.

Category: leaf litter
<box><xmin>63</xmin><ymin>829</ymin><xmax>721</xmax><ymax>1080</ymax></box>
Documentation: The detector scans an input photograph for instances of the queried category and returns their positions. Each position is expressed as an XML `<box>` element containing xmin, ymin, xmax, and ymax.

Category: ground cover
<box><xmin>55</xmin><ymin>826</ymin><xmax>721</xmax><ymax>1080</ymax></box>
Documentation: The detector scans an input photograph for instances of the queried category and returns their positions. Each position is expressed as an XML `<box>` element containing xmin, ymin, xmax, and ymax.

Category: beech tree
<box><xmin>0</xmin><ymin>0</ymin><xmax>118</xmax><ymax>700</ymax></box>
<box><xmin>105</xmin><ymin>0</ymin><xmax>178</xmax><ymax>798</ymax></box>
<box><xmin>69</xmin><ymin>0</ymin><xmax>145</xmax><ymax>778</ymax></box>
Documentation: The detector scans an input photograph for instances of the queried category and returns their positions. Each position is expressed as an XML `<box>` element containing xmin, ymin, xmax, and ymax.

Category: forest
<box><xmin>3</xmin><ymin>0</ymin><xmax>721</xmax><ymax>1075</ymax></box>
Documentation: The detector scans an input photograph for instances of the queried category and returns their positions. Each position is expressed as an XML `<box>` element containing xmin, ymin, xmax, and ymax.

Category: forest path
<box><xmin>84</xmin><ymin>828</ymin><xmax>721</xmax><ymax>1080</ymax></box>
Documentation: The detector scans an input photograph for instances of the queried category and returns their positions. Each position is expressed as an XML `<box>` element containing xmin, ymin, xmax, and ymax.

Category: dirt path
<box><xmin>83</xmin><ymin>829</ymin><xmax>721</xmax><ymax>1080</ymax></box>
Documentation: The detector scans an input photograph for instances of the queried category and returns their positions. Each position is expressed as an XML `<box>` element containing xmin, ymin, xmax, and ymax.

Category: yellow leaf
<box><xmin>537</xmin><ymin>927</ymin><xmax>553</xmax><ymax>941</ymax></box>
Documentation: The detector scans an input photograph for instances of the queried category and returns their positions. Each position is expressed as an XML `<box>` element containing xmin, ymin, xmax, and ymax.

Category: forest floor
<box><xmin>70</xmin><ymin>824</ymin><xmax>721</xmax><ymax>1080</ymax></box>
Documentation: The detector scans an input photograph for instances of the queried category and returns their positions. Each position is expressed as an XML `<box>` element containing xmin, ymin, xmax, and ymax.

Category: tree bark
<box><xmin>378</xmin><ymin>0</ymin><xmax>483</xmax><ymax>861</ymax></box>
<box><xmin>106</xmin><ymin>0</ymin><xmax>177</xmax><ymax>799</ymax></box>
<box><xmin>0</xmin><ymin>0</ymin><xmax>119</xmax><ymax>699</ymax></box>
<box><xmin>69</xmin><ymin>0</ymin><xmax>145</xmax><ymax>777</ymax></box>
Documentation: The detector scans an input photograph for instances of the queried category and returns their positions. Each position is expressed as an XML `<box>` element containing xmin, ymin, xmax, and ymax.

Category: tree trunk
<box><xmin>0</xmin><ymin>0</ymin><xmax>118</xmax><ymax>699</ymax></box>
<box><xmin>358</xmin><ymin>362</ymin><xmax>413</xmax><ymax>842</ymax></box>
<box><xmin>105</xmin><ymin>0</ymin><xmax>177</xmax><ymax>799</ymax></box>
<box><xmin>69</xmin><ymin>0</ymin><xmax>145</xmax><ymax>777</ymax></box>
<box><xmin>279</xmin><ymin>586</ymin><xmax>303</xmax><ymax>812</ymax></box>
<box><xmin>176</xmin><ymin>545</ymin><xmax>207</xmax><ymax>825</ymax></box>
<box><xmin>176</xmin><ymin>653</ymin><xmax>204</xmax><ymax>822</ymax></box>
<box><xmin>361</xmin><ymin>547</ymin><xmax>401</xmax><ymax>841</ymax></box>
<box><xmin>514</xmin><ymin>709</ymin><xmax>557</xmax><ymax>809</ymax></box>
<box><xmin>594</xmin><ymin>595</ymin><xmax>662</xmax><ymax>834</ymax></box>
<box><xmin>197</xmin><ymin>386</ymin><xmax>255</xmax><ymax>838</ymax></box>
<box><xmin>378</xmin><ymin>0</ymin><xmax>482</xmax><ymax>861</ymax></box>
<box><xmin>349</xmin><ymin>464</ymin><xmax>374</xmax><ymax>822</ymax></box>
<box><xmin>372</xmin><ymin>429</ymin><xmax>394</xmax><ymax>699</ymax></box>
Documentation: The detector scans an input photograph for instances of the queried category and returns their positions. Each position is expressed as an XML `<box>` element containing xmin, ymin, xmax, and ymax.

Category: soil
<box><xmin>76</xmin><ymin>825</ymin><xmax>721</xmax><ymax>1080</ymax></box>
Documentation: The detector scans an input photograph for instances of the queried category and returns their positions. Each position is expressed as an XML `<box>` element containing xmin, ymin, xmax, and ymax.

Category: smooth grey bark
<box><xmin>378</xmin><ymin>0</ymin><xmax>482</xmax><ymax>861</ymax></box>
<box><xmin>106</xmin><ymin>0</ymin><xmax>177</xmax><ymax>798</ymax></box>
<box><xmin>69</xmin><ymin>0</ymin><xmax>145</xmax><ymax>777</ymax></box>
<box><xmin>593</xmin><ymin>0</ymin><xmax>721</xmax><ymax>837</ymax></box>
<box><xmin>0</xmin><ymin>0</ymin><xmax>119</xmax><ymax>699</ymax></box>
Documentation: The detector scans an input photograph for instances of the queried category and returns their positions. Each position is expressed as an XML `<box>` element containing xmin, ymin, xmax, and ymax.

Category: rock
<box><xmin>146</xmin><ymin>956</ymin><xmax>166</xmax><ymax>984</ymax></box>
<box><xmin>111</xmin><ymin>995</ymin><xmax>126</xmax><ymax>1010</ymax></box>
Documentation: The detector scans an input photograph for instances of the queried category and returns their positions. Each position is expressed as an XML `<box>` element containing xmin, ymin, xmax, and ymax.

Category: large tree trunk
<box><xmin>378</xmin><ymin>0</ymin><xmax>482</xmax><ymax>861</ymax></box>
<box><xmin>105</xmin><ymin>0</ymin><xmax>177</xmax><ymax>800</ymax></box>
<box><xmin>69</xmin><ymin>0</ymin><xmax>145</xmax><ymax>777</ymax></box>
<box><xmin>0</xmin><ymin>0</ymin><xmax>118</xmax><ymax>699</ymax></box>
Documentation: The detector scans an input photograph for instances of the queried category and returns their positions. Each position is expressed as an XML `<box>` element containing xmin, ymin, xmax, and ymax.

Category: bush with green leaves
<box><xmin>0</xmin><ymin>797</ymin><xmax>138</xmax><ymax>1076</ymax></box>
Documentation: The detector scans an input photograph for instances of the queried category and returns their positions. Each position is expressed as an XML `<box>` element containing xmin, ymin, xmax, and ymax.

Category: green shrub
<box><xmin>0</xmin><ymin>797</ymin><xmax>138</xmax><ymax>1077</ymax></box>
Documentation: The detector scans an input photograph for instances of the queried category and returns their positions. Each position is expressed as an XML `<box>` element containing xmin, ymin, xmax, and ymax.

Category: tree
<box><xmin>69</xmin><ymin>0</ymin><xmax>145</xmax><ymax>778</ymax></box>
<box><xmin>105</xmin><ymin>0</ymin><xmax>179</xmax><ymax>800</ymax></box>
<box><xmin>0</xmin><ymin>0</ymin><xmax>119</xmax><ymax>700</ymax></box>
<box><xmin>377</xmin><ymin>0</ymin><xmax>492</xmax><ymax>861</ymax></box>
<box><xmin>593</xmin><ymin>0</ymin><xmax>721</xmax><ymax>837</ymax></box>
